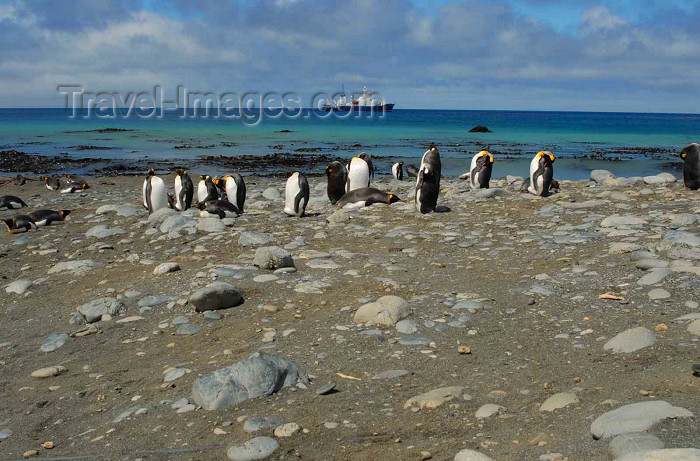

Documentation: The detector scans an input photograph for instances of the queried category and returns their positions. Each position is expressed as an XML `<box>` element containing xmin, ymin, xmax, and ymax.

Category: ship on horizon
<box><xmin>320</xmin><ymin>86</ymin><xmax>395</xmax><ymax>112</ymax></box>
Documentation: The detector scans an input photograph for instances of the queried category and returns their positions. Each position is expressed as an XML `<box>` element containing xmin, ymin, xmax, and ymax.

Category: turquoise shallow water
<box><xmin>0</xmin><ymin>108</ymin><xmax>696</xmax><ymax>179</ymax></box>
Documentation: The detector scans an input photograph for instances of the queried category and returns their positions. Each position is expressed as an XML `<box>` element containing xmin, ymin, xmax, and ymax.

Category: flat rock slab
<box><xmin>372</xmin><ymin>370</ymin><xmax>413</xmax><ymax>380</ymax></box>
<box><xmin>475</xmin><ymin>403</ymin><xmax>505</xmax><ymax>419</ymax></box>
<box><xmin>648</xmin><ymin>288</ymin><xmax>670</xmax><ymax>300</ymax></box>
<box><xmin>189</xmin><ymin>282</ymin><xmax>244</xmax><ymax>312</ymax></box>
<box><xmin>243</xmin><ymin>416</ymin><xmax>286</xmax><ymax>433</ymax></box>
<box><xmin>539</xmin><ymin>392</ymin><xmax>579</xmax><ymax>412</ymax></box>
<box><xmin>176</xmin><ymin>324</ymin><xmax>201</xmax><ymax>335</ymax></box>
<box><xmin>399</xmin><ymin>336</ymin><xmax>432</xmax><ymax>346</ymax></box>
<box><xmin>77</xmin><ymin>297</ymin><xmax>126</xmax><ymax>323</ymax></box>
<box><xmin>239</xmin><ymin>231</ymin><xmax>275</xmax><ymax>247</ymax></box>
<box><xmin>41</xmin><ymin>333</ymin><xmax>68</xmax><ymax>353</ymax></box>
<box><xmin>617</xmin><ymin>448</ymin><xmax>700</xmax><ymax>461</ymax></box>
<box><xmin>227</xmin><ymin>437</ymin><xmax>279</xmax><ymax>461</ymax></box>
<box><xmin>687</xmin><ymin>319</ymin><xmax>700</xmax><ymax>336</ymax></box>
<box><xmin>153</xmin><ymin>262</ymin><xmax>181</xmax><ymax>275</ymax></box>
<box><xmin>48</xmin><ymin>260</ymin><xmax>98</xmax><ymax>274</ymax></box>
<box><xmin>454</xmin><ymin>449</ymin><xmax>493</xmax><ymax>461</ymax></box>
<box><xmin>404</xmin><ymin>386</ymin><xmax>464</xmax><ymax>409</ymax></box>
<box><xmin>192</xmin><ymin>352</ymin><xmax>308</xmax><ymax>410</ymax></box>
<box><xmin>590</xmin><ymin>400</ymin><xmax>694</xmax><ymax>439</ymax></box>
<box><xmin>31</xmin><ymin>366</ymin><xmax>67</xmax><ymax>378</ymax></box>
<box><xmin>609</xmin><ymin>432</ymin><xmax>664</xmax><ymax>459</ymax></box>
<box><xmin>354</xmin><ymin>295</ymin><xmax>408</xmax><ymax>326</ymax></box>
<box><xmin>86</xmin><ymin>224</ymin><xmax>126</xmax><ymax>239</ymax></box>
<box><xmin>637</xmin><ymin>268</ymin><xmax>672</xmax><ymax>286</ymax></box>
<box><xmin>603</xmin><ymin>327</ymin><xmax>656</xmax><ymax>354</ymax></box>
<box><xmin>5</xmin><ymin>279</ymin><xmax>32</xmax><ymax>295</ymax></box>
<box><xmin>253</xmin><ymin>246</ymin><xmax>294</xmax><ymax>270</ymax></box>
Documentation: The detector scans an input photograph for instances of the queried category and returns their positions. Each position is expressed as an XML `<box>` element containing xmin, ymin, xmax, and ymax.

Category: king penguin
<box><xmin>523</xmin><ymin>151</ymin><xmax>556</xmax><ymax>196</ymax></box>
<box><xmin>284</xmin><ymin>172</ymin><xmax>310</xmax><ymax>217</ymax></box>
<box><xmin>142</xmin><ymin>169</ymin><xmax>169</xmax><ymax>214</ymax></box>
<box><xmin>215</xmin><ymin>173</ymin><xmax>246</xmax><ymax>213</ymax></box>
<box><xmin>0</xmin><ymin>195</ymin><xmax>28</xmax><ymax>210</ymax></box>
<box><xmin>44</xmin><ymin>176</ymin><xmax>61</xmax><ymax>191</ymax></box>
<box><xmin>174</xmin><ymin>169</ymin><xmax>194</xmax><ymax>211</ymax></box>
<box><xmin>392</xmin><ymin>162</ymin><xmax>404</xmax><ymax>180</ymax></box>
<box><xmin>3</xmin><ymin>215</ymin><xmax>36</xmax><ymax>233</ymax></box>
<box><xmin>415</xmin><ymin>145</ymin><xmax>442</xmax><ymax>214</ymax></box>
<box><xmin>325</xmin><ymin>161</ymin><xmax>347</xmax><ymax>204</ymax></box>
<box><xmin>469</xmin><ymin>151</ymin><xmax>494</xmax><ymax>189</ymax></box>
<box><xmin>197</xmin><ymin>175</ymin><xmax>218</xmax><ymax>203</ymax></box>
<box><xmin>336</xmin><ymin>187</ymin><xmax>402</xmax><ymax>208</ymax></box>
<box><xmin>28</xmin><ymin>209</ymin><xmax>70</xmax><ymax>226</ymax></box>
<box><xmin>346</xmin><ymin>155</ymin><xmax>371</xmax><ymax>193</ymax></box>
<box><xmin>681</xmin><ymin>143</ymin><xmax>700</xmax><ymax>190</ymax></box>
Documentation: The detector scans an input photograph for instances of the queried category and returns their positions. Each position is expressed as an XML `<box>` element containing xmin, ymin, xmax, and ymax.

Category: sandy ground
<box><xmin>0</xmin><ymin>172</ymin><xmax>698</xmax><ymax>460</ymax></box>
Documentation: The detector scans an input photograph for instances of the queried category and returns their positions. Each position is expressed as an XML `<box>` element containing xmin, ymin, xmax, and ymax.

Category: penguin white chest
<box><xmin>284</xmin><ymin>173</ymin><xmax>301</xmax><ymax>216</ymax></box>
<box><xmin>347</xmin><ymin>159</ymin><xmax>370</xmax><ymax>192</ymax></box>
<box><xmin>148</xmin><ymin>177</ymin><xmax>169</xmax><ymax>212</ymax></box>
<box><xmin>197</xmin><ymin>181</ymin><xmax>208</xmax><ymax>202</ymax></box>
<box><xmin>174</xmin><ymin>176</ymin><xmax>183</xmax><ymax>210</ymax></box>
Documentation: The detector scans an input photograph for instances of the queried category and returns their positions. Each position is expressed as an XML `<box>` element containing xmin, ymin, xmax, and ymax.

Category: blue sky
<box><xmin>0</xmin><ymin>0</ymin><xmax>699</xmax><ymax>112</ymax></box>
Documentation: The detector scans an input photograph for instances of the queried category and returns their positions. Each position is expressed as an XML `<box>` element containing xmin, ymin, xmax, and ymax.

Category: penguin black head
<box><xmin>388</xmin><ymin>194</ymin><xmax>402</xmax><ymax>204</ymax></box>
<box><xmin>681</xmin><ymin>143</ymin><xmax>699</xmax><ymax>160</ymax></box>
<box><xmin>59</xmin><ymin>210</ymin><xmax>71</xmax><ymax>218</ymax></box>
<box><xmin>538</xmin><ymin>151</ymin><xmax>555</xmax><ymax>165</ymax></box>
<box><xmin>3</xmin><ymin>218</ymin><xmax>13</xmax><ymax>230</ymax></box>
<box><xmin>167</xmin><ymin>194</ymin><xmax>176</xmax><ymax>209</ymax></box>
<box><xmin>81</xmin><ymin>183</ymin><xmax>90</xmax><ymax>190</ymax></box>
<box><xmin>200</xmin><ymin>174</ymin><xmax>208</xmax><ymax>180</ymax></box>
<box><xmin>195</xmin><ymin>202</ymin><xmax>207</xmax><ymax>210</ymax></box>
<box><xmin>398</xmin><ymin>161</ymin><xmax>404</xmax><ymax>167</ymax></box>
<box><xmin>42</xmin><ymin>176</ymin><xmax>48</xmax><ymax>181</ymax></box>
<box><xmin>147</xmin><ymin>168</ymin><xmax>155</xmax><ymax>176</ymax></box>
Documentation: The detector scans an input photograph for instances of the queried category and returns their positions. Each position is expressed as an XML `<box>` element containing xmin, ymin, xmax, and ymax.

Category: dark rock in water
<box><xmin>189</xmin><ymin>282</ymin><xmax>244</xmax><ymax>312</ymax></box>
<box><xmin>469</xmin><ymin>125</ymin><xmax>492</xmax><ymax>133</ymax></box>
<box><xmin>192</xmin><ymin>352</ymin><xmax>309</xmax><ymax>410</ymax></box>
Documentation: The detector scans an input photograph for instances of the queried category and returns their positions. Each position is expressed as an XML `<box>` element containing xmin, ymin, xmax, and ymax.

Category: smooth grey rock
<box><xmin>663</xmin><ymin>230</ymin><xmax>700</xmax><ymax>248</ymax></box>
<box><xmin>635</xmin><ymin>259</ymin><xmax>669</xmax><ymax>270</ymax></box>
<box><xmin>590</xmin><ymin>400</ymin><xmax>694</xmax><ymax>439</ymax></box>
<box><xmin>176</xmin><ymin>324</ymin><xmax>201</xmax><ymax>335</ymax></box>
<box><xmin>262</xmin><ymin>187</ymin><xmax>281</xmax><ymax>200</ymax></box>
<box><xmin>0</xmin><ymin>429</ymin><xmax>12</xmax><ymax>440</ymax></box>
<box><xmin>243</xmin><ymin>416</ymin><xmax>285</xmax><ymax>433</ymax></box>
<box><xmin>253</xmin><ymin>246</ymin><xmax>294</xmax><ymax>270</ymax></box>
<box><xmin>172</xmin><ymin>315</ymin><xmax>189</xmax><ymax>325</ymax></box>
<box><xmin>227</xmin><ymin>437</ymin><xmax>279</xmax><ymax>461</ymax></box>
<box><xmin>609</xmin><ymin>432</ymin><xmax>664</xmax><ymax>459</ymax></box>
<box><xmin>204</xmin><ymin>311</ymin><xmax>222</xmax><ymax>320</ymax></box>
<box><xmin>148</xmin><ymin>207</ymin><xmax>177</xmax><ymax>226</ymax></box>
<box><xmin>86</xmin><ymin>224</ymin><xmax>126</xmax><ymax>239</ymax></box>
<box><xmin>197</xmin><ymin>218</ymin><xmax>226</xmax><ymax>233</ymax></box>
<box><xmin>603</xmin><ymin>327</ymin><xmax>656</xmax><ymax>353</ymax></box>
<box><xmin>239</xmin><ymin>232</ymin><xmax>275</xmax><ymax>247</ymax></box>
<box><xmin>590</xmin><ymin>170</ymin><xmax>615</xmax><ymax>183</ymax></box>
<box><xmin>189</xmin><ymin>282</ymin><xmax>244</xmax><ymax>312</ymax></box>
<box><xmin>326</xmin><ymin>209</ymin><xmax>350</xmax><ymax>224</ymax></box>
<box><xmin>163</xmin><ymin>368</ymin><xmax>188</xmax><ymax>382</ymax></box>
<box><xmin>372</xmin><ymin>370</ymin><xmax>412</xmax><ymax>380</ymax></box>
<box><xmin>539</xmin><ymin>392</ymin><xmax>579</xmax><ymax>412</ymax></box>
<box><xmin>138</xmin><ymin>294</ymin><xmax>176</xmax><ymax>308</ymax></box>
<box><xmin>153</xmin><ymin>262</ymin><xmax>181</xmax><ymax>275</ymax></box>
<box><xmin>648</xmin><ymin>288</ymin><xmax>670</xmax><ymax>300</ymax></box>
<box><xmin>643</xmin><ymin>172</ymin><xmax>676</xmax><ymax>185</ymax></box>
<box><xmin>475</xmin><ymin>404</ymin><xmax>504</xmax><ymax>419</ymax></box>
<box><xmin>454</xmin><ymin>449</ymin><xmax>493</xmax><ymax>461</ymax></box>
<box><xmin>475</xmin><ymin>188</ymin><xmax>509</xmax><ymax>199</ymax></box>
<box><xmin>253</xmin><ymin>274</ymin><xmax>278</xmax><ymax>283</ymax></box>
<box><xmin>399</xmin><ymin>336</ymin><xmax>431</xmax><ymax>346</ymax></box>
<box><xmin>113</xmin><ymin>405</ymin><xmax>142</xmax><ymax>423</ymax></box>
<box><xmin>192</xmin><ymin>352</ymin><xmax>309</xmax><ymax>410</ymax></box>
<box><xmin>600</xmin><ymin>215</ymin><xmax>647</xmax><ymax>227</ymax></box>
<box><xmin>452</xmin><ymin>300</ymin><xmax>487</xmax><ymax>312</ymax></box>
<box><xmin>353</xmin><ymin>296</ymin><xmax>408</xmax><ymax>326</ymax></box>
<box><xmin>48</xmin><ymin>260</ymin><xmax>98</xmax><ymax>274</ymax></box>
<box><xmin>5</xmin><ymin>279</ymin><xmax>32</xmax><ymax>295</ymax></box>
<box><xmin>41</xmin><ymin>333</ymin><xmax>68</xmax><ymax>352</ymax></box>
<box><xmin>316</xmin><ymin>382</ymin><xmax>336</xmax><ymax>395</ymax></box>
<box><xmin>396</xmin><ymin>319</ymin><xmax>418</xmax><ymax>334</ymax></box>
<box><xmin>77</xmin><ymin>297</ymin><xmax>125</xmax><ymax>323</ymax></box>
<box><xmin>160</xmin><ymin>215</ymin><xmax>191</xmax><ymax>233</ymax></box>
<box><xmin>637</xmin><ymin>268</ymin><xmax>672</xmax><ymax>286</ymax></box>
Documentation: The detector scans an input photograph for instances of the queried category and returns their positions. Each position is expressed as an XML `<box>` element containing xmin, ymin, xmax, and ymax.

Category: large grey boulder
<box><xmin>609</xmin><ymin>432</ymin><xmax>664</xmax><ymax>459</ymax></box>
<box><xmin>77</xmin><ymin>297</ymin><xmax>126</xmax><ymax>323</ymax></box>
<box><xmin>643</xmin><ymin>173</ymin><xmax>676</xmax><ymax>185</ymax></box>
<box><xmin>192</xmin><ymin>352</ymin><xmax>308</xmax><ymax>410</ymax></box>
<box><xmin>148</xmin><ymin>207</ymin><xmax>177</xmax><ymax>226</ymax></box>
<box><xmin>603</xmin><ymin>327</ymin><xmax>656</xmax><ymax>353</ymax></box>
<box><xmin>189</xmin><ymin>282</ymin><xmax>243</xmax><ymax>312</ymax></box>
<box><xmin>253</xmin><ymin>246</ymin><xmax>294</xmax><ymax>270</ymax></box>
<box><xmin>197</xmin><ymin>218</ymin><xmax>226</xmax><ymax>233</ymax></box>
<box><xmin>160</xmin><ymin>215</ymin><xmax>191</xmax><ymax>233</ymax></box>
<box><xmin>590</xmin><ymin>400</ymin><xmax>694</xmax><ymax>439</ymax></box>
<box><xmin>590</xmin><ymin>170</ymin><xmax>615</xmax><ymax>183</ymax></box>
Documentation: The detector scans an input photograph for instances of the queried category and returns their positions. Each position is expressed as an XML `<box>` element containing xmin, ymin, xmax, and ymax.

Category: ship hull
<box><xmin>320</xmin><ymin>103</ymin><xmax>394</xmax><ymax>113</ymax></box>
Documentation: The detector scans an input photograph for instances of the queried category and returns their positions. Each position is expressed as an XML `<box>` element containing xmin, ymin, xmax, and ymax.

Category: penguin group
<box><xmin>1</xmin><ymin>194</ymin><xmax>70</xmax><ymax>233</ymax></box>
<box><xmin>142</xmin><ymin>169</ymin><xmax>247</xmax><ymax>219</ymax></box>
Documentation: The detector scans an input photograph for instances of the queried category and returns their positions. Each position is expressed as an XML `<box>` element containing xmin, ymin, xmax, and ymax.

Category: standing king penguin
<box><xmin>523</xmin><ymin>151</ymin><xmax>556</xmax><ymax>197</ymax></box>
<box><xmin>346</xmin><ymin>155</ymin><xmax>371</xmax><ymax>193</ymax></box>
<box><xmin>469</xmin><ymin>151</ymin><xmax>494</xmax><ymax>189</ymax></box>
<box><xmin>325</xmin><ymin>161</ymin><xmax>347</xmax><ymax>204</ymax></box>
<box><xmin>681</xmin><ymin>143</ymin><xmax>700</xmax><ymax>190</ymax></box>
<box><xmin>215</xmin><ymin>173</ymin><xmax>246</xmax><ymax>213</ymax></box>
<box><xmin>197</xmin><ymin>175</ymin><xmax>219</xmax><ymax>203</ymax></box>
<box><xmin>142</xmin><ymin>169</ymin><xmax>169</xmax><ymax>214</ymax></box>
<box><xmin>392</xmin><ymin>162</ymin><xmax>404</xmax><ymax>180</ymax></box>
<box><xmin>174</xmin><ymin>169</ymin><xmax>194</xmax><ymax>211</ymax></box>
<box><xmin>284</xmin><ymin>172</ymin><xmax>310</xmax><ymax>217</ymax></box>
<box><xmin>415</xmin><ymin>145</ymin><xmax>442</xmax><ymax>214</ymax></box>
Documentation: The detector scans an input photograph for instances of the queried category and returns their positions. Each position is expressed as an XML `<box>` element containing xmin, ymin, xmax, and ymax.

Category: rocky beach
<box><xmin>0</xmin><ymin>171</ymin><xmax>698</xmax><ymax>460</ymax></box>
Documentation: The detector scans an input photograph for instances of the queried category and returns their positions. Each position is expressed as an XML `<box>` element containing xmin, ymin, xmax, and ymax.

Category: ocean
<box><xmin>0</xmin><ymin>108</ymin><xmax>697</xmax><ymax>179</ymax></box>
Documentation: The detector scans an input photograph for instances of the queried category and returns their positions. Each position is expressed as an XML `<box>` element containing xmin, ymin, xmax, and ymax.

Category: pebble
<box><xmin>273</xmin><ymin>422</ymin><xmax>301</xmax><ymax>437</ymax></box>
<box><xmin>40</xmin><ymin>333</ymin><xmax>68</xmax><ymax>353</ymax></box>
<box><xmin>31</xmin><ymin>366</ymin><xmax>67</xmax><ymax>379</ymax></box>
<box><xmin>316</xmin><ymin>382</ymin><xmax>337</xmax><ymax>395</ymax></box>
<box><xmin>243</xmin><ymin>416</ymin><xmax>286</xmax><ymax>433</ymax></box>
<box><xmin>153</xmin><ymin>262</ymin><xmax>181</xmax><ymax>275</ymax></box>
<box><xmin>176</xmin><ymin>324</ymin><xmax>201</xmax><ymax>335</ymax></box>
<box><xmin>227</xmin><ymin>437</ymin><xmax>279</xmax><ymax>461</ymax></box>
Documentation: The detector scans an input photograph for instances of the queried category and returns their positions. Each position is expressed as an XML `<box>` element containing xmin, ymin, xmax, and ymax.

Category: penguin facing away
<box><xmin>3</xmin><ymin>215</ymin><xmax>36</xmax><ymax>233</ymax></box>
<box><xmin>346</xmin><ymin>156</ymin><xmax>371</xmax><ymax>193</ymax></box>
<box><xmin>142</xmin><ymin>169</ymin><xmax>169</xmax><ymax>214</ymax></box>
<box><xmin>469</xmin><ymin>151</ymin><xmax>494</xmax><ymax>189</ymax></box>
<box><xmin>215</xmin><ymin>173</ymin><xmax>246</xmax><ymax>213</ymax></box>
<box><xmin>415</xmin><ymin>145</ymin><xmax>442</xmax><ymax>214</ymax></box>
<box><xmin>523</xmin><ymin>151</ymin><xmax>556</xmax><ymax>196</ymax></box>
<box><xmin>174</xmin><ymin>169</ymin><xmax>194</xmax><ymax>211</ymax></box>
<box><xmin>325</xmin><ymin>161</ymin><xmax>347</xmax><ymax>204</ymax></box>
<box><xmin>392</xmin><ymin>162</ymin><xmax>404</xmax><ymax>180</ymax></box>
<box><xmin>284</xmin><ymin>172</ymin><xmax>310</xmax><ymax>217</ymax></box>
<box><xmin>0</xmin><ymin>195</ymin><xmax>28</xmax><ymax>210</ymax></box>
<box><xmin>336</xmin><ymin>187</ymin><xmax>402</xmax><ymax>208</ymax></box>
<box><xmin>681</xmin><ymin>143</ymin><xmax>700</xmax><ymax>190</ymax></box>
<box><xmin>358</xmin><ymin>152</ymin><xmax>375</xmax><ymax>178</ymax></box>
<box><xmin>28</xmin><ymin>209</ymin><xmax>70</xmax><ymax>226</ymax></box>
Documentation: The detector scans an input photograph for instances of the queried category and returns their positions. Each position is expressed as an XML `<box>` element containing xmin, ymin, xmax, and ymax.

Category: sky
<box><xmin>0</xmin><ymin>0</ymin><xmax>699</xmax><ymax>112</ymax></box>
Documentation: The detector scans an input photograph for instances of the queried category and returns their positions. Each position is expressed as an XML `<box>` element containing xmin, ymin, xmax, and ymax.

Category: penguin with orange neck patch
<box><xmin>28</xmin><ymin>210</ymin><xmax>71</xmax><ymax>226</ymax></box>
<box><xmin>336</xmin><ymin>187</ymin><xmax>402</xmax><ymax>209</ymax></box>
<box><xmin>522</xmin><ymin>151</ymin><xmax>556</xmax><ymax>196</ymax></box>
<box><xmin>681</xmin><ymin>143</ymin><xmax>700</xmax><ymax>190</ymax></box>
